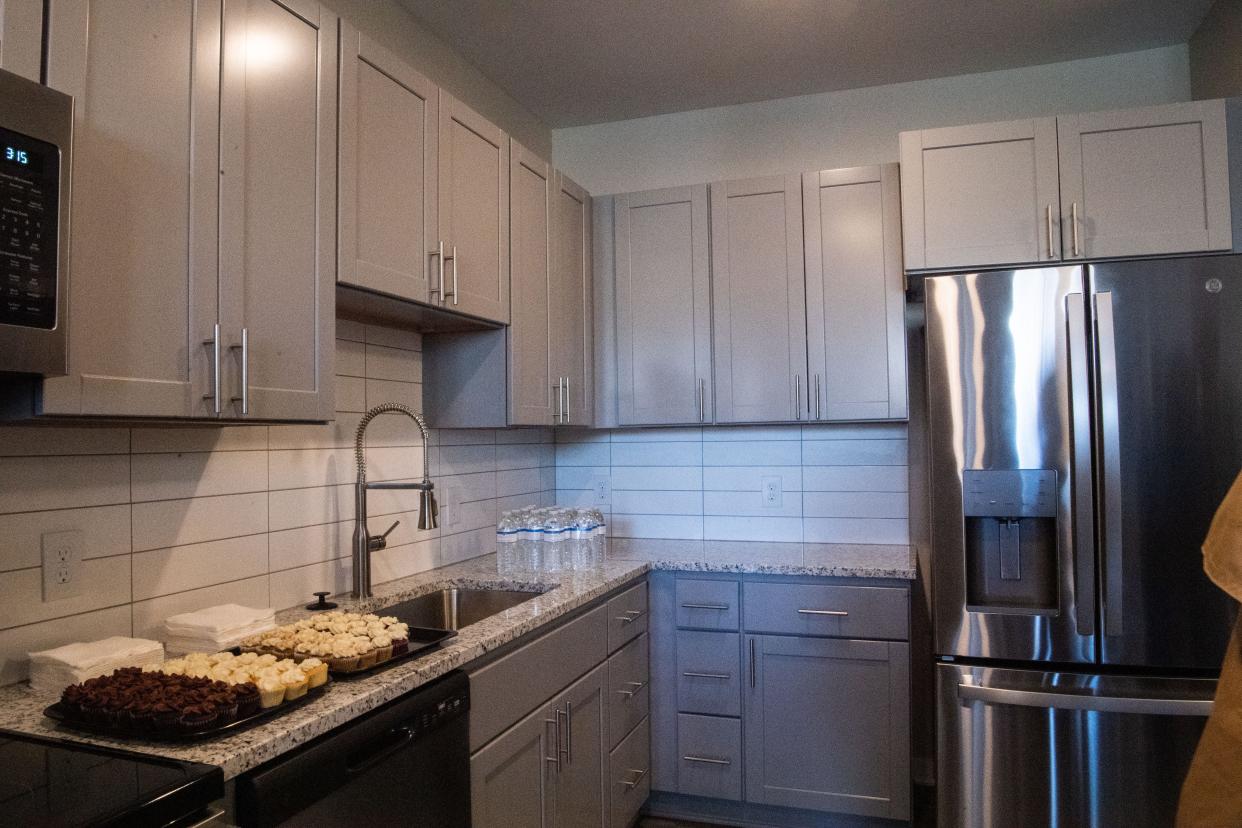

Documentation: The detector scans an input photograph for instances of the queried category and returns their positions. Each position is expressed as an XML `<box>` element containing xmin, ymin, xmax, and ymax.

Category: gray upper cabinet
<box><xmin>508</xmin><ymin>140</ymin><xmax>554</xmax><ymax>426</ymax></box>
<box><xmin>218</xmin><ymin>0</ymin><xmax>336</xmax><ymax>421</ymax></box>
<box><xmin>900</xmin><ymin>117</ymin><xmax>1062</xmax><ymax>271</ymax></box>
<box><xmin>337</xmin><ymin>19</ymin><xmax>437</xmax><ymax>304</ymax></box>
<box><xmin>803</xmin><ymin>165</ymin><xmax>907</xmax><ymax>421</ymax></box>
<box><xmin>551</xmin><ymin>172</ymin><xmax>594</xmax><ymax>427</ymax></box>
<box><xmin>437</xmin><ymin>91</ymin><xmax>509</xmax><ymax>323</ymax></box>
<box><xmin>1058</xmin><ymin>99</ymin><xmax>1233</xmax><ymax>259</ymax></box>
<box><xmin>471</xmin><ymin>699</ymin><xmax>557</xmax><ymax>828</ymax></box>
<box><xmin>0</xmin><ymin>0</ymin><xmax>42</xmax><ymax>81</ymax></box>
<box><xmin>744</xmin><ymin>635</ymin><xmax>911</xmax><ymax>821</ymax></box>
<box><xmin>614</xmin><ymin>185</ymin><xmax>712</xmax><ymax>426</ymax></box>
<box><xmin>710</xmin><ymin>175</ymin><xmax>807</xmax><ymax>424</ymax></box>
<box><xmin>40</xmin><ymin>0</ymin><xmax>220</xmax><ymax>418</ymax></box>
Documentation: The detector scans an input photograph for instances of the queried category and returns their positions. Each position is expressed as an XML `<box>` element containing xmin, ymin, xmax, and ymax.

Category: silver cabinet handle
<box><xmin>443</xmin><ymin>244</ymin><xmax>458</xmax><ymax>305</ymax></box>
<box><xmin>697</xmin><ymin>377</ymin><xmax>706</xmax><ymax>423</ymax></box>
<box><xmin>202</xmin><ymin>323</ymin><xmax>221</xmax><ymax>415</ymax></box>
<box><xmin>617</xmin><ymin>609</ymin><xmax>644</xmax><ymax>624</ymax></box>
<box><xmin>617</xmin><ymin>680</ymin><xmax>647</xmax><ymax>698</ymax></box>
<box><xmin>797</xmin><ymin>608</ymin><xmax>848</xmax><ymax>616</ymax></box>
<box><xmin>563</xmin><ymin>376</ymin><xmax>570</xmax><ymax>425</ymax></box>
<box><xmin>552</xmin><ymin>380</ymin><xmax>562</xmax><ymax>425</ymax></box>
<box><xmin>620</xmin><ymin>768</ymin><xmax>648</xmax><ymax>790</ymax></box>
<box><xmin>428</xmin><ymin>241</ymin><xmax>443</xmax><ymax>301</ymax></box>
<box><xmin>229</xmin><ymin>327</ymin><xmax>249</xmax><ymax>415</ymax></box>
<box><xmin>793</xmin><ymin>374</ymin><xmax>802</xmax><ymax>420</ymax></box>
<box><xmin>749</xmin><ymin>637</ymin><xmax>756</xmax><ymax>688</ymax></box>
<box><xmin>1095</xmin><ymin>291</ymin><xmax>1123</xmax><ymax>637</ymax></box>
<box><xmin>814</xmin><ymin>373</ymin><xmax>822</xmax><ymax>420</ymax></box>
<box><xmin>1071</xmin><ymin>201</ymin><xmax>1081</xmax><ymax>257</ymax></box>
<box><xmin>683</xmin><ymin>755</ymin><xmax>732</xmax><ymax>766</ymax></box>
<box><xmin>1046</xmin><ymin>204</ymin><xmax>1055</xmax><ymax>259</ymax></box>
<box><xmin>680</xmin><ymin>602</ymin><xmax>729</xmax><ymax>611</ymax></box>
<box><xmin>1065</xmin><ymin>292</ymin><xmax>1097</xmax><ymax>636</ymax></box>
<box><xmin>544</xmin><ymin>713</ymin><xmax>561</xmax><ymax>770</ymax></box>
<box><xmin>682</xmin><ymin>671</ymin><xmax>731</xmax><ymax>680</ymax></box>
<box><xmin>557</xmin><ymin>704</ymin><xmax>569</xmax><ymax>763</ymax></box>
<box><xmin>957</xmin><ymin>682</ymin><xmax>1212</xmax><ymax>717</ymax></box>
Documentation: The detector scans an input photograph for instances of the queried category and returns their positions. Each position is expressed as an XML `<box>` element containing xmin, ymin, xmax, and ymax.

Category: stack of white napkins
<box><xmin>163</xmin><ymin>604</ymin><xmax>276</xmax><ymax>655</ymax></box>
<box><xmin>28</xmin><ymin>637</ymin><xmax>164</xmax><ymax>693</ymax></box>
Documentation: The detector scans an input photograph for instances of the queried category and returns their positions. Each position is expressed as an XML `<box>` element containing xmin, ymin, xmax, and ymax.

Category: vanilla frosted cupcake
<box><xmin>235</xmin><ymin>651</ymin><xmax>259</xmax><ymax>666</ymax></box>
<box><xmin>255</xmin><ymin>654</ymin><xmax>278</xmax><ymax>668</ymax></box>
<box><xmin>328</xmin><ymin>639</ymin><xmax>360</xmax><ymax>672</ymax></box>
<box><xmin>354</xmin><ymin>640</ymin><xmax>379</xmax><ymax>670</ymax></box>
<box><xmin>371</xmin><ymin>633</ymin><xmax>394</xmax><ymax>664</ymax></box>
<box><xmin>279</xmin><ymin>667</ymin><xmax>309</xmax><ymax>700</ymax></box>
<box><xmin>257</xmin><ymin>676</ymin><xmax>285</xmax><ymax>708</ymax></box>
<box><xmin>299</xmin><ymin>657</ymin><xmax>328</xmax><ymax>688</ymax></box>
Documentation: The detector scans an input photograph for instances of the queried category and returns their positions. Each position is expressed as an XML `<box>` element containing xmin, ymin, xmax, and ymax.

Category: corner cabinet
<box><xmin>901</xmin><ymin>98</ymin><xmax>1241</xmax><ymax>272</ymax></box>
<box><xmin>30</xmin><ymin>0</ymin><xmax>334</xmax><ymax>422</ymax></box>
<box><xmin>614</xmin><ymin>185</ymin><xmax>712</xmax><ymax>426</ymax></box>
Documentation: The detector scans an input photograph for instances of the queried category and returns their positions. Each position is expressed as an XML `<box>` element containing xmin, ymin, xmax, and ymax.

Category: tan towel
<box><xmin>1179</xmin><ymin>471</ymin><xmax>1242</xmax><ymax>827</ymax></box>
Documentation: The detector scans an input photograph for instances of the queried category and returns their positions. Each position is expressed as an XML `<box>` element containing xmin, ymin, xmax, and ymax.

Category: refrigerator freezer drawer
<box><xmin>938</xmin><ymin>662</ymin><xmax>1214</xmax><ymax>828</ymax></box>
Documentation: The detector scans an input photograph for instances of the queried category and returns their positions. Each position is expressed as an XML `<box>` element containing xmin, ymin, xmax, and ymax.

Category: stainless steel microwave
<box><xmin>0</xmin><ymin>67</ymin><xmax>71</xmax><ymax>376</ymax></box>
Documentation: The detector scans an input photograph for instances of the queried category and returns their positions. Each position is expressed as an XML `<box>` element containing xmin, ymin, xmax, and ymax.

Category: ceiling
<box><xmin>397</xmin><ymin>0</ymin><xmax>1214</xmax><ymax>128</ymax></box>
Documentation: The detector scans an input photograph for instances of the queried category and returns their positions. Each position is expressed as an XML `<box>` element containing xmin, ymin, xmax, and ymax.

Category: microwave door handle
<box><xmin>1094</xmin><ymin>291</ymin><xmax>1124</xmax><ymax>637</ymax></box>
<box><xmin>1065</xmin><ymin>293</ymin><xmax>1096</xmax><ymax>637</ymax></box>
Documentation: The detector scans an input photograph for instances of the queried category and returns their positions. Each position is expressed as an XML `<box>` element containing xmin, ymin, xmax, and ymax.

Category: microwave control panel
<box><xmin>0</xmin><ymin>125</ymin><xmax>59</xmax><ymax>330</ymax></box>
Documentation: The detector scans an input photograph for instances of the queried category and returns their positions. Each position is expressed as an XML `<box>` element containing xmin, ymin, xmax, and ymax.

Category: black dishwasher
<box><xmin>234</xmin><ymin>670</ymin><xmax>470</xmax><ymax>827</ymax></box>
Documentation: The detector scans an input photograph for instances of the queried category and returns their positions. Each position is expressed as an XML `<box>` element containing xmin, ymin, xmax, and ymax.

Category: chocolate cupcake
<box><xmin>179</xmin><ymin>702</ymin><xmax>220</xmax><ymax>733</ymax></box>
<box><xmin>232</xmin><ymin>682</ymin><xmax>261</xmax><ymax>717</ymax></box>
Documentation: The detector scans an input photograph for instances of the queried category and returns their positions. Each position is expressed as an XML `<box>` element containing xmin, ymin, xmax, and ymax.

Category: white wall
<box><xmin>553</xmin><ymin>45</ymin><xmax>1192</xmax><ymax>194</ymax></box>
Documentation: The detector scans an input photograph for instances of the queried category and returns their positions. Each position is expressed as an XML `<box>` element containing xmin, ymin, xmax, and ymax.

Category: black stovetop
<box><xmin>0</xmin><ymin>728</ymin><xmax>223</xmax><ymax>827</ymax></box>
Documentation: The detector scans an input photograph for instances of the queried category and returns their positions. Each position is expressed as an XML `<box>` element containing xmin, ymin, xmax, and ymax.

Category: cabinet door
<box><xmin>803</xmin><ymin>164</ymin><xmax>907</xmax><ymax>421</ymax></box>
<box><xmin>1058</xmin><ymin>100</ymin><xmax>1233</xmax><ymax>259</ymax></box>
<box><xmin>744</xmin><ymin>635</ymin><xmax>910</xmax><ymax>821</ymax></box>
<box><xmin>900</xmin><ymin>117</ymin><xmax>1061</xmax><ymax>271</ymax></box>
<box><xmin>552</xmin><ymin>171</ymin><xmax>593</xmax><ymax>427</ymax></box>
<box><xmin>337</xmin><ymin>19</ymin><xmax>437</xmax><ymax>303</ymax></box>
<box><xmin>508</xmin><ymin>140</ymin><xmax>553</xmax><ymax>426</ymax></box>
<box><xmin>41</xmin><ymin>0</ymin><xmax>220</xmax><ymax>418</ymax></box>
<box><xmin>218</xmin><ymin>0</ymin><xmax>336</xmax><ymax>421</ymax></box>
<box><xmin>471</xmin><ymin>701</ymin><xmax>557</xmax><ymax>828</ymax></box>
<box><xmin>710</xmin><ymin>175</ymin><xmax>807</xmax><ymax>423</ymax></box>
<box><xmin>553</xmin><ymin>663</ymin><xmax>607</xmax><ymax>828</ymax></box>
<box><xmin>0</xmin><ymin>0</ymin><xmax>42</xmax><ymax>81</ymax></box>
<box><xmin>438</xmin><ymin>91</ymin><xmax>509</xmax><ymax>323</ymax></box>
<box><xmin>614</xmin><ymin>185</ymin><xmax>712</xmax><ymax>426</ymax></box>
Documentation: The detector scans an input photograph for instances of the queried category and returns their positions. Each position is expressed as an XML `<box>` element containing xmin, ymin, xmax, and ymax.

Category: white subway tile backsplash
<box><xmin>610</xmin><ymin>466</ymin><xmax>702</xmax><ymax>491</ymax></box>
<box><xmin>268</xmin><ymin>484</ymin><xmax>352</xmax><ymax>532</ymax></box>
<box><xmin>0</xmin><ymin>426</ymin><xmax>129</xmax><ymax>456</ymax></box>
<box><xmin>610</xmin><ymin>513</ymin><xmax>703</xmax><ymax>540</ymax></box>
<box><xmin>269</xmin><ymin>522</ymin><xmax>350</xmax><ymax>573</ymax></box>
<box><xmin>0</xmin><ymin>605</ymin><xmax>132</xmax><ymax>686</ymax></box>
<box><xmin>556</xmin><ymin>465</ymin><xmax>611</xmax><ymax>490</ymax></box>
<box><xmin>336</xmin><ymin>338</ymin><xmax>366</xmax><ymax>377</ymax></box>
<box><xmin>131</xmin><ymin>450</ymin><xmax>267</xmax><ymax>502</ymax></box>
<box><xmin>0</xmin><ymin>454</ymin><xmax>130</xmax><ymax>514</ymax></box>
<box><xmin>0</xmin><ymin>556</ymin><xmax>131</xmax><ymax>630</ymax></box>
<box><xmin>802</xmin><ymin>465</ymin><xmax>908</xmax><ymax>492</ymax></box>
<box><xmin>364</xmin><ymin>324</ymin><xmax>421</xmax><ymax>351</ymax></box>
<box><xmin>336</xmin><ymin>376</ymin><xmax>367</xmax><ymax>413</ymax></box>
<box><xmin>701</xmin><ymin>440</ymin><xmax>800</xmax><ymax>466</ymax></box>
<box><xmin>132</xmin><ymin>426</ymin><xmax>268</xmax><ymax>454</ymax></box>
<box><xmin>366</xmin><ymin>344</ymin><xmax>422</xmax><ymax>382</ymax></box>
<box><xmin>269</xmin><ymin>559</ymin><xmax>351</xmax><ymax>611</ymax></box>
<box><xmin>132</xmin><ymin>576</ymin><xmax>271</xmax><ymax>641</ymax></box>
<box><xmin>703</xmin><ymin>466</ymin><xmax>803</xmax><ymax>492</ymax></box>
<box><xmin>0</xmin><ymin>504</ymin><xmax>130</xmax><ymax>571</ymax></box>
<box><xmin>802</xmin><ymin>491</ymin><xmax>909</xmax><ymax>519</ymax></box>
<box><xmin>801</xmin><ymin>439</ymin><xmax>908</xmax><ymax>466</ymax></box>
<box><xmin>704</xmin><ymin>490</ymin><xmax>803</xmax><ymax>518</ymax></box>
<box><xmin>555</xmin><ymin>441</ymin><xmax>610</xmax><ymax>466</ymax></box>
<box><xmin>132</xmin><ymin>535</ymin><xmax>268</xmax><ymax>601</ymax></box>
<box><xmin>496</xmin><ymin>467</ymin><xmax>544</xmax><ymax>498</ymax></box>
<box><xmin>611</xmin><ymin>490</ymin><xmax>702</xmax><ymax>516</ymax></box>
<box><xmin>611</xmin><ymin>441</ymin><xmax>702</xmax><ymax>466</ymax></box>
<box><xmin>702</xmin><ymin>515</ymin><xmax>803</xmax><ymax>543</ymax></box>
<box><xmin>132</xmin><ymin>492</ymin><xmax>267</xmax><ymax>552</ymax></box>
<box><xmin>365</xmin><ymin>378</ymin><xmax>423</xmax><ymax>411</ymax></box>
<box><xmin>803</xmin><ymin>517</ymin><xmax>910</xmax><ymax>545</ymax></box>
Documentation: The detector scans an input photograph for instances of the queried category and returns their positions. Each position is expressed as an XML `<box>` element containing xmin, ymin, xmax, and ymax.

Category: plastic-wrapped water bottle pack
<box><xmin>496</xmin><ymin>506</ymin><xmax>607</xmax><ymax>572</ymax></box>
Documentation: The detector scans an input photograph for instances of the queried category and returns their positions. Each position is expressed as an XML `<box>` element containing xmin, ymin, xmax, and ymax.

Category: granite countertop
<box><xmin>0</xmin><ymin>540</ymin><xmax>914</xmax><ymax>780</ymax></box>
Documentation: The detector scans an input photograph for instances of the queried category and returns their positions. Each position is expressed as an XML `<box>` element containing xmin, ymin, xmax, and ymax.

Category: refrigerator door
<box><xmin>925</xmin><ymin>267</ymin><xmax>1095</xmax><ymax>663</ymax></box>
<box><xmin>1090</xmin><ymin>256</ymin><xmax>1241</xmax><ymax>669</ymax></box>
<box><xmin>938</xmin><ymin>662</ymin><xmax>1214</xmax><ymax>828</ymax></box>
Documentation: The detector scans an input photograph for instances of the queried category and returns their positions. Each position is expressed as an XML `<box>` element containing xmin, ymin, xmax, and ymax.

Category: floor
<box><xmin>638</xmin><ymin>820</ymin><xmax>721</xmax><ymax>828</ymax></box>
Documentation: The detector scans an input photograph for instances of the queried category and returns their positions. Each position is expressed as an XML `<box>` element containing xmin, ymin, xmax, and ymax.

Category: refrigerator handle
<box><xmin>956</xmin><ymin>681</ymin><xmax>1212</xmax><ymax>717</ymax></box>
<box><xmin>1065</xmin><ymin>293</ymin><xmax>1096</xmax><ymax>637</ymax></box>
<box><xmin>1094</xmin><ymin>291</ymin><xmax>1124</xmax><ymax>637</ymax></box>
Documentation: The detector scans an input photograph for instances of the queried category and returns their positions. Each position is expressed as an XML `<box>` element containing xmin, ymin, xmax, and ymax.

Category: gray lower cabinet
<box><xmin>709</xmin><ymin>175</ymin><xmax>807</xmax><ymax>423</ymax></box>
<box><xmin>0</xmin><ymin>0</ymin><xmax>41</xmax><ymax>80</ymax></box>
<box><xmin>614</xmin><ymin>185</ymin><xmax>712</xmax><ymax>426</ymax></box>
<box><xmin>744</xmin><ymin>635</ymin><xmax>911</xmax><ymax>820</ymax></box>
<box><xmin>33</xmin><ymin>0</ymin><xmax>334</xmax><ymax>422</ymax></box>
<box><xmin>471</xmin><ymin>699</ymin><xmax>558</xmax><ymax>828</ymax></box>
<box><xmin>609</xmin><ymin>716</ymin><xmax>651</xmax><ymax>828</ymax></box>
<box><xmin>803</xmin><ymin>164</ymin><xmax>908</xmax><ymax>421</ymax></box>
<box><xmin>552</xmin><ymin>664</ymin><xmax>608</xmax><ymax>827</ymax></box>
<box><xmin>337</xmin><ymin>19</ymin><xmax>437</xmax><ymax>304</ymax></box>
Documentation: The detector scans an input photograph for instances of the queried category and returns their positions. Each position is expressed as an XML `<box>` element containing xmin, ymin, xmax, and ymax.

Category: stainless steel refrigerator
<box><xmin>924</xmin><ymin>255</ymin><xmax>1242</xmax><ymax>828</ymax></box>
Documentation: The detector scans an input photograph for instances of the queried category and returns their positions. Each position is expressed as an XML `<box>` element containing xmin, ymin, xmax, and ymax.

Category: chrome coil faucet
<box><xmin>353</xmin><ymin>403</ymin><xmax>438</xmax><ymax>598</ymax></box>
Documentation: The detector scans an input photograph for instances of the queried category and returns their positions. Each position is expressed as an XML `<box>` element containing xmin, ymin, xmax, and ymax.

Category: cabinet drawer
<box><xmin>676</xmin><ymin>713</ymin><xmax>742</xmax><ymax>801</ymax></box>
<box><xmin>676</xmin><ymin>631</ymin><xmax>741</xmax><ymax>716</ymax></box>
<box><xmin>609</xmin><ymin>715</ymin><xmax>650</xmax><ymax>828</ymax></box>
<box><xmin>469</xmin><ymin>602</ymin><xmax>607</xmax><ymax>752</ymax></box>
<box><xmin>607</xmin><ymin>580</ymin><xmax>649</xmax><ymax>652</ymax></box>
<box><xmin>675</xmin><ymin>578</ymin><xmax>739</xmax><ymax>630</ymax></box>
<box><xmin>608</xmin><ymin>633</ymin><xmax>650</xmax><ymax>750</ymax></box>
<box><xmin>743</xmin><ymin>582</ymin><xmax>908</xmax><ymax>640</ymax></box>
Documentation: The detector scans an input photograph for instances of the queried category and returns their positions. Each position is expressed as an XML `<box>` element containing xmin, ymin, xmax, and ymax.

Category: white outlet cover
<box><xmin>761</xmin><ymin>476</ymin><xmax>783</xmax><ymax>509</ymax></box>
<box><xmin>42</xmin><ymin>530</ymin><xmax>83</xmax><ymax>601</ymax></box>
<box><xmin>591</xmin><ymin>475</ymin><xmax>611</xmax><ymax>505</ymax></box>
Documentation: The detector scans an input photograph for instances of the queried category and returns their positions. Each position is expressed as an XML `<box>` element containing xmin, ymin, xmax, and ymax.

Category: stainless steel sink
<box><xmin>378</xmin><ymin>587</ymin><xmax>546</xmax><ymax>631</ymax></box>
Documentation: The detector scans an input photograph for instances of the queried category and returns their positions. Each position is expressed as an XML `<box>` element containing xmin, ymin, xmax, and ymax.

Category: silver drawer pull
<box><xmin>620</xmin><ymin>768</ymin><xmax>648</xmax><ymax>789</ymax></box>
<box><xmin>617</xmin><ymin>609</ymin><xmax>645</xmax><ymax>624</ymax></box>
<box><xmin>683</xmin><ymin>755</ymin><xmax>732</xmax><ymax>766</ymax></box>
<box><xmin>680</xmin><ymin>602</ymin><xmax>730</xmax><ymax>611</ymax></box>
<box><xmin>617</xmin><ymin>680</ymin><xmax>648</xmax><ymax>698</ymax></box>
<box><xmin>682</xmin><ymin>671</ymin><xmax>731</xmax><ymax>680</ymax></box>
<box><xmin>797</xmin><ymin>608</ymin><xmax>848</xmax><ymax>617</ymax></box>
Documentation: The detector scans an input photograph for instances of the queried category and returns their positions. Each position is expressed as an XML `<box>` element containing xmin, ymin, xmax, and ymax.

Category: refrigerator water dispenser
<box><xmin>962</xmin><ymin>470</ymin><xmax>1058</xmax><ymax>611</ymax></box>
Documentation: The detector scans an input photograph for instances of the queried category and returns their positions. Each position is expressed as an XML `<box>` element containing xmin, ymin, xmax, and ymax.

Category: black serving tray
<box><xmin>325</xmin><ymin>625</ymin><xmax>458</xmax><ymax>679</ymax></box>
<box><xmin>43</xmin><ymin>680</ymin><xmax>329</xmax><ymax>742</ymax></box>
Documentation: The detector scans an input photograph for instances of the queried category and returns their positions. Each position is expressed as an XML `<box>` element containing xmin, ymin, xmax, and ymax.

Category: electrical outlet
<box><xmin>591</xmin><ymin>475</ymin><xmax>611</xmax><ymax>506</ymax></box>
<box><xmin>761</xmin><ymin>476</ymin><xmax>783</xmax><ymax>509</ymax></box>
<box><xmin>42</xmin><ymin>530</ymin><xmax>83</xmax><ymax>601</ymax></box>
<box><xmin>443</xmin><ymin>487</ymin><xmax>462</xmax><ymax>527</ymax></box>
